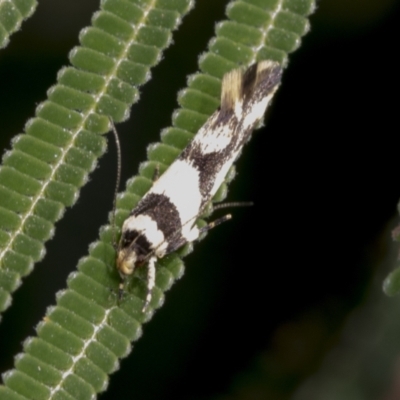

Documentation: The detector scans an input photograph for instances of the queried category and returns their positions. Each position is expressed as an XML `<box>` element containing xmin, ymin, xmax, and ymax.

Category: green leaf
<box><xmin>0</xmin><ymin>0</ymin><xmax>37</xmax><ymax>49</ymax></box>
<box><xmin>0</xmin><ymin>0</ymin><xmax>194</xmax><ymax>317</ymax></box>
<box><xmin>0</xmin><ymin>0</ymin><xmax>315</xmax><ymax>398</ymax></box>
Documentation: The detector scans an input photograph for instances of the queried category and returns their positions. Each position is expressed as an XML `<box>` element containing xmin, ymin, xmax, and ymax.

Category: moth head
<box><xmin>116</xmin><ymin>229</ymin><xmax>150</xmax><ymax>277</ymax></box>
<box><xmin>116</xmin><ymin>247</ymin><xmax>138</xmax><ymax>276</ymax></box>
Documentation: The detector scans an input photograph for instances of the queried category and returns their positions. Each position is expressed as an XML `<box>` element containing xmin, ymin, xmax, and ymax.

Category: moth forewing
<box><xmin>117</xmin><ymin>60</ymin><xmax>282</xmax><ymax>311</ymax></box>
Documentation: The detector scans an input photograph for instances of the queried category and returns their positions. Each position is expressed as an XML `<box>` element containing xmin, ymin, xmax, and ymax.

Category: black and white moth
<box><xmin>116</xmin><ymin>60</ymin><xmax>282</xmax><ymax>310</ymax></box>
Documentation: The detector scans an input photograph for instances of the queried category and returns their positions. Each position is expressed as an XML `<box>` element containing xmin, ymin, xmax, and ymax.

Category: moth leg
<box><xmin>199</xmin><ymin>214</ymin><xmax>232</xmax><ymax>235</ymax></box>
<box><xmin>143</xmin><ymin>256</ymin><xmax>156</xmax><ymax>312</ymax></box>
<box><xmin>152</xmin><ymin>163</ymin><xmax>160</xmax><ymax>182</ymax></box>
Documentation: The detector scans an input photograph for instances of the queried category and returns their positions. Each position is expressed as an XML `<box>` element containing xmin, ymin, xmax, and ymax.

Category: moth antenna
<box><xmin>109</xmin><ymin>120</ymin><xmax>122</xmax><ymax>250</ymax></box>
<box><xmin>141</xmin><ymin>200</ymin><xmax>248</xmax><ymax>265</ymax></box>
<box><xmin>139</xmin><ymin>198</ymin><xmax>248</xmax><ymax>306</ymax></box>
<box><xmin>212</xmin><ymin>201</ymin><xmax>253</xmax><ymax>211</ymax></box>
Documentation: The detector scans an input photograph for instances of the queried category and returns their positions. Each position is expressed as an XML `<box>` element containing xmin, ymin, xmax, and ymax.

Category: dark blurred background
<box><xmin>1</xmin><ymin>0</ymin><xmax>400</xmax><ymax>399</ymax></box>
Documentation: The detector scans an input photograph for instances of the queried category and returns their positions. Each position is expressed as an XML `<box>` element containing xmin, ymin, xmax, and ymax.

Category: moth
<box><xmin>116</xmin><ymin>60</ymin><xmax>282</xmax><ymax>310</ymax></box>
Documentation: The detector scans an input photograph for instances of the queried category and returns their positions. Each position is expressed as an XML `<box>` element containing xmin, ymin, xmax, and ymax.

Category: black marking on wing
<box><xmin>180</xmin><ymin>123</ymin><xmax>239</xmax><ymax>202</ymax></box>
<box><xmin>181</xmin><ymin>146</ymin><xmax>223</xmax><ymax>198</ymax></box>
<box><xmin>241</xmin><ymin>63</ymin><xmax>258</xmax><ymax>98</ymax></box>
<box><xmin>243</xmin><ymin>63</ymin><xmax>282</xmax><ymax>109</ymax></box>
<box><xmin>132</xmin><ymin>193</ymin><xmax>183</xmax><ymax>252</ymax></box>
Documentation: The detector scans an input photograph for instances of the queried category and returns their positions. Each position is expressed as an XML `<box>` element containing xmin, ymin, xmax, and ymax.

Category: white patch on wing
<box><xmin>123</xmin><ymin>214</ymin><xmax>166</xmax><ymax>252</ymax></box>
<box><xmin>151</xmin><ymin>159</ymin><xmax>202</xmax><ymax>227</ymax></box>
<box><xmin>193</xmin><ymin>119</ymin><xmax>233</xmax><ymax>154</ymax></box>
<box><xmin>233</xmin><ymin>101</ymin><xmax>244</xmax><ymax>120</ymax></box>
<box><xmin>242</xmin><ymin>92</ymin><xmax>276</xmax><ymax>130</ymax></box>
<box><xmin>183</xmin><ymin>224</ymin><xmax>200</xmax><ymax>242</ymax></box>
